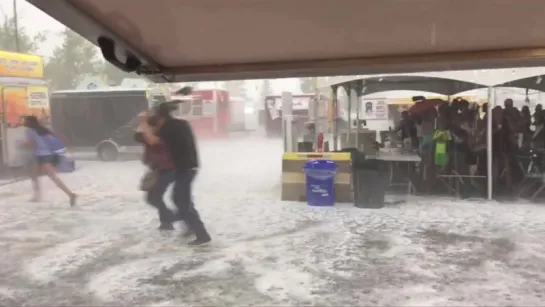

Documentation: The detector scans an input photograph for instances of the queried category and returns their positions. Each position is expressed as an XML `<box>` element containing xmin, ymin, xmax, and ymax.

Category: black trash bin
<box><xmin>338</xmin><ymin>148</ymin><xmax>389</xmax><ymax>209</ymax></box>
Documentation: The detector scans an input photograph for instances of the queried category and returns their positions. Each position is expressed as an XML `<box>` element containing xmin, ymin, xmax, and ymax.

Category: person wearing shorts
<box><xmin>24</xmin><ymin>116</ymin><xmax>76</xmax><ymax>206</ymax></box>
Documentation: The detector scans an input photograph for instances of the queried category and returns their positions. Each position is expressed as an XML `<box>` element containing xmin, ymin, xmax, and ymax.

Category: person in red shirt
<box><xmin>135</xmin><ymin>115</ymin><xmax>179</xmax><ymax>231</ymax></box>
<box><xmin>138</xmin><ymin>105</ymin><xmax>211</xmax><ymax>246</ymax></box>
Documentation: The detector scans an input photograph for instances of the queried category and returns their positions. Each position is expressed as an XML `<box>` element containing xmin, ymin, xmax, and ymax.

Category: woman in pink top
<box><xmin>136</xmin><ymin>114</ymin><xmax>194</xmax><ymax>236</ymax></box>
<box><xmin>136</xmin><ymin>115</ymin><xmax>179</xmax><ymax>230</ymax></box>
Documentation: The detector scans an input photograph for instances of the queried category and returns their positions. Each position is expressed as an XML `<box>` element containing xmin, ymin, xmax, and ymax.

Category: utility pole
<box><xmin>13</xmin><ymin>0</ymin><xmax>20</xmax><ymax>52</ymax></box>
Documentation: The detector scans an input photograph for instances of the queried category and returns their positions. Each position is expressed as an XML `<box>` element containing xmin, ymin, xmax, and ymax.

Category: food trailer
<box><xmin>170</xmin><ymin>88</ymin><xmax>231</xmax><ymax>139</ymax></box>
<box><xmin>0</xmin><ymin>50</ymin><xmax>49</xmax><ymax>168</ymax></box>
<box><xmin>50</xmin><ymin>87</ymin><xmax>168</xmax><ymax>161</ymax></box>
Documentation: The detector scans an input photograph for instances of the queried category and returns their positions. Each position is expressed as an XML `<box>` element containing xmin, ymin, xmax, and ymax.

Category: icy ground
<box><xmin>1</xmin><ymin>137</ymin><xmax>545</xmax><ymax>306</ymax></box>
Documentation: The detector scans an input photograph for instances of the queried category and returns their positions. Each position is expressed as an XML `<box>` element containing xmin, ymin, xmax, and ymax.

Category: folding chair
<box><xmin>437</xmin><ymin>152</ymin><xmax>463</xmax><ymax>197</ymax></box>
<box><xmin>515</xmin><ymin>152</ymin><xmax>545</xmax><ymax>199</ymax></box>
<box><xmin>530</xmin><ymin>153</ymin><xmax>545</xmax><ymax>201</ymax></box>
<box><xmin>531</xmin><ymin>175</ymin><xmax>545</xmax><ymax>201</ymax></box>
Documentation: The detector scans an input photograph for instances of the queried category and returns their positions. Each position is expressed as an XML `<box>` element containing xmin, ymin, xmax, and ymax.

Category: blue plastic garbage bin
<box><xmin>303</xmin><ymin>160</ymin><xmax>337</xmax><ymax>206</ymax></box>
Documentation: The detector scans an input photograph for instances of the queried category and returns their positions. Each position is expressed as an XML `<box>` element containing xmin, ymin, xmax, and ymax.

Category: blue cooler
<box><xmin>303</xmin><ymin>160</ymin><xmax>337</xmax><ymax>206</ymax></box>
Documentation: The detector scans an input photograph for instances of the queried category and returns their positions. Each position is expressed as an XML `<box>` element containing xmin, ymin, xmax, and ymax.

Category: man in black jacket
<box><xmin>140</xmin><ymin>104</ymin><xmax>211</xmax><ymax>246</ymax></box>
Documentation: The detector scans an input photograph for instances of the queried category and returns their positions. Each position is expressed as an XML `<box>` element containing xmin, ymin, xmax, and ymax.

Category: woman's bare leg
<box><xmin>29</xmin><ymin>161</ymin><xmax>41</xmax><ymax>201</ymax></box>
<box><xmin>40</xmin><ymin>163</ymin><xmax>77</xmax><ymax>206</ymax></box>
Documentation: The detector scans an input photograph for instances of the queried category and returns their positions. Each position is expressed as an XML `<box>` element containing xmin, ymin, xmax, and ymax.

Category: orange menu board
<box><xmin>0</xmin><ymin>87</ymin><xmax>49</xmax><ymax>126</ymax></box>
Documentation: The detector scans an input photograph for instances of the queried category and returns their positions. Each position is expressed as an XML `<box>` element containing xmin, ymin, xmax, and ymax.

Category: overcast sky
<box><xmin>0</xmin><ymin>0</ymin><xmax>64</xmax><ymax>57</ymax></box>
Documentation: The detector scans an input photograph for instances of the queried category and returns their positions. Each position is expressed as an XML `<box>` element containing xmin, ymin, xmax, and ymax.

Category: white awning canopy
<box><xmin>28</xmin><ymin>0</ymin><xmax>545</xmax><ymax>82</ymax></box>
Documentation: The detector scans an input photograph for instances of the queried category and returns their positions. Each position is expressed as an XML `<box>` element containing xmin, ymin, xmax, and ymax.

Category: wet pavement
<box><xmin>1</xmin><ymin>138</ymin><xmax>545</xmax><ymax>306</ymax></box>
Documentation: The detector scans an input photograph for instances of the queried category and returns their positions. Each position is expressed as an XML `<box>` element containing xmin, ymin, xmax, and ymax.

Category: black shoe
<box><xmin>188</xmin><ymin>237</ymin><xmax>211</xmax><ymax>246</ymax></box>
<box><xmin>158</xmin><ymin>223</ymin><xmax>175</xmax><ymax>231</ymax></box>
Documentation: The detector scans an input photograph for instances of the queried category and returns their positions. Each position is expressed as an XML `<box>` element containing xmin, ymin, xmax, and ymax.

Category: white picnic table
<box><xmin>368</xmin><ymin>150</ymin><xmax>422</xmax><ymax>162</ymax></box>
<box><xmin>366</xmin><ymin>150</ymin><xmax>421</xmax><ymax>194</ymax></box>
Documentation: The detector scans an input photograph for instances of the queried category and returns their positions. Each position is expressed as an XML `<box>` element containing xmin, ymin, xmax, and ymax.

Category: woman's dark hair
<box><xmin>155</xmin><ymin>103</ymin><xmax>174</xmax><ymax>119</ymax></box>
<box><xmin>147</xmin><ymin>115</ymin><xmax>159</xmax><ymax>126</ymax></box>
<box><xmin>25</xmin><ymin>116</ymin><xmax>50</xmax><ymax>136</ymax></box>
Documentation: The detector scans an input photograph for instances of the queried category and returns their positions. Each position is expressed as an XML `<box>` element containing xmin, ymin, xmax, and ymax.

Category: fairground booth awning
<box><xmin>28</xmin><ymin>0</ymin><xmax>545</xmax><ymax>82</ymax></box>
<box><xmin>327</xmin><ymin>75</ymin><xmax>488</xmax><ymax>97</ymax></box>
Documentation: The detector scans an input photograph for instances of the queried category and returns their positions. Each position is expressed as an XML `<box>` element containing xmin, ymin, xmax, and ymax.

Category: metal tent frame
<box><xmin>490</xmin><ymin>74</ymin><xmax>545</xmax><ymax>200</ymax></box>
<box><xmin>328</xmin><ymin>75</ymin><xmax>488</xmax><ymax>150</ymax></box>
<box><xmin>496</xmin><ymin>75</ymin><xmax>545</xmax><ymax>92</ymax></box>
<box><xmin>327</xmin><ymin>75</ymin><xmax>491</xmax><ymax>199</ymax></box>
<box><xmin>327</xmin><ymin>73</ymin><xmax>545</xmax><ymax>201</ymax></box>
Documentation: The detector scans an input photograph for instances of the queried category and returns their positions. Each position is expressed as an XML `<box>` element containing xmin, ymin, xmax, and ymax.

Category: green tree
<box><xmin>44</xmin><ymin>28</ymin><xmax>102</xmax><ymax>90</ymax></box>
<box><xmin>0</xmin><ymin>15</ymin><xmax>46</xmax><ymax>53</ymax></box>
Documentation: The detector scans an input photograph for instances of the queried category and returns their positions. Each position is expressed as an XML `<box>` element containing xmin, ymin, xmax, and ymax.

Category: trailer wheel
<box><xmin>97</xmin><ymin>143</ymin><xmax>119</xmax><ymax>161</ymax></box>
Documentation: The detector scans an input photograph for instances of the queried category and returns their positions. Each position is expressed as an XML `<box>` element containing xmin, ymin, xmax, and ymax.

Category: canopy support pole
<box><xmin>281</xmin><ymin>91</ymin><xmax>293</xmax><ymax>152</ymax></box>
<box><xmin>486</xmin><ymin>87</ymin><xmax>494</xmax><ymax>200</ymax></box>
<box><xmin>355</xmin><ymin>89</ymin><xmax>361</xmax><ymax>150</ymax></box>
<box><xmin>313</xmin><ymin>78</ymin><xmax>319</xmax><ymax>152</ymax></box>
<box><xmin>346</xmin><ymin>84</ymin><xmax>352</xmax><ymax>146</ymax></box>
<box><xmin>331</xmin><ymin>86</ymin><xmax>339</xmax><ymax>151</ymax></box>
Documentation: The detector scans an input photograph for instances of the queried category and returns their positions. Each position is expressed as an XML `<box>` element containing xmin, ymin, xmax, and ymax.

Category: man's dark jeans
<box><xmin>172</xmin><ymin>169</ymin><xmax>210</xmax><ymax>240</ymax></box>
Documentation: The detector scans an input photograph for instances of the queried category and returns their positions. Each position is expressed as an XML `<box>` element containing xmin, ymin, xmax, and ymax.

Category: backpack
<box><xmin>43</xmin><ymin>135</ymin><xmax>66</xmax><ymax>166</ymax></box>
<box><xmin>45</xmin><ymin>135</ymin><xmax>66</xmax><ymax>154</ymax></box>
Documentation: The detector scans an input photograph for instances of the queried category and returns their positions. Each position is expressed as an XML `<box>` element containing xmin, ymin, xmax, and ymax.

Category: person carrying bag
<box><xmin>23</xmin><ymin>116</ymin><xmax>77</xmax><ymax>205</ymax></box>
<box><xmin>135</xmin><ymin>114</ymin><xmax>185</xmax><ymax>232</ymax></box>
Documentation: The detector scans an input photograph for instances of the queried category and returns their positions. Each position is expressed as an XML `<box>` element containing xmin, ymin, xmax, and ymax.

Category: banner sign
<box><xmin>360</xmin><ymin>99</ymin><xmax>388</xmax><ymax>120</ymax></box>
<box><xmin>0</xmin><ymin>51</ymin><xmax>44</xmax><ymax>79</ymax></box>
<box><xmin>27</xmin><ymin>86</ymin><xmax>50</xmax><ymax>108</ymax></box>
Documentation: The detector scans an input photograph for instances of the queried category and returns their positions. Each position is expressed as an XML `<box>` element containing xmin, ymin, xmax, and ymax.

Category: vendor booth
<box><xmin>0</xmin><ymin>51</ymin><xmax>49</xmax><ymax>169</ymax></box>
<box><xmin>283</xmin><ymin>73</ymin><xmax>545</xmax><ymax>206</ymax></box>
<box><xmin>281</xmin><ymin>75</ymin><xmax>497</xmax><ymax>206</ymax></box>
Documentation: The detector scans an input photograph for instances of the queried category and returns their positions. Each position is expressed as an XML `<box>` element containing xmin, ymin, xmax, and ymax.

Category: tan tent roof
<box><xmin>28</xmin><ymin>0</ymin><xmax>545</xmax><ymax>82</ymax></box>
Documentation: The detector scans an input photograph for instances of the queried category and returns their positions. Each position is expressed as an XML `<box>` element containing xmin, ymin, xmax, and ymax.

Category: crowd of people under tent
<box><xmin>392</xmin><ymin>96</ymin><xmax>545</xmax><ymax>199</ymax></box>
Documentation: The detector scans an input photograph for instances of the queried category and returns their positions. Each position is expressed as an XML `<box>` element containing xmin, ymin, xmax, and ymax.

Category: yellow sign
<box><xmin>0</xmin><ymin>51</ymin><xmax>44</xmax><ymax>79</ymax></box>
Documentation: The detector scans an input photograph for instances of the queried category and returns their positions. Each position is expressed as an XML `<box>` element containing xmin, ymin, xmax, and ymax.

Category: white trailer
<box><xmin>229</xmin><ymin>96</ymin><xmax>247</xmax><ymax>131</ymax></box>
